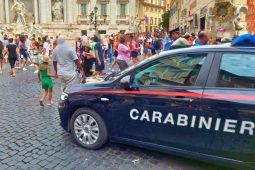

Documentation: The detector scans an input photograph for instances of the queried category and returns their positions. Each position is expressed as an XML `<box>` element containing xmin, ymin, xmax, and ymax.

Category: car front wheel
<box><xmin>70</xmin><ymin>108</ymin><xmax>108</xmax><ymax>149</ymax></box>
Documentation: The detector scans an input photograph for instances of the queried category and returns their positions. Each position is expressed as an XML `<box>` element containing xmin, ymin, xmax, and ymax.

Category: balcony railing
<box><xmin>77</xmin><ymin>15</ymin><xmax>90</xmax><ymax>24</ymax></box>
<box><xmin>97</xmin><ymin>15</ymin><xmax>110</xmax><ymax>25</ymax></box>
<box><xmin>116</xmin><ymin>15</ymin><xmax>129</xmax><ymax>24</ymax></box>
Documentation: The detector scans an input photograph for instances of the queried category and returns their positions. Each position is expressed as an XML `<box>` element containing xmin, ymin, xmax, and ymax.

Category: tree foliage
<box><xmin>159</xmin><ymin>10</ymin><xmax>170</xmax><ymax>30</ymax></box>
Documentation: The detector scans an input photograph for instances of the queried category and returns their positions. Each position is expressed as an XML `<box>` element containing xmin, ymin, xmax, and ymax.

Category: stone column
<box><xmin>39</xmin><ymin>0</ymin><xmax>47</xmax><ymax>23</ymax></box>
<box><xmin>4</xmin><ymin>0</ymin><xmax>10</xmax><ymax>23</ymax></box>
<box><xmin>39</xmin><ymin>0</ymin><xmax>51</xmax><ymax>23</ymax></box>
<box><xmin>63</xmin><ymin>0</ymin><xmax>67</xmax><ymax>23</ymax></box>
<box><xmin>110</xmin><ymin>0</ymin><xmax>117</xmax><ymax>26</ymax></box>
<box><xmin>66</xmin><ymin>0</ymin><xmax>74</xmax><ymax>24</ymax></box>
<box><xmin>0</xmin><ymin>0</ymin><xmax>4</xmax><ymax>23</ymax></box>
<box><xmin>33</xmin><ymin>0</ymin><xmax>39</xmax><ymax>24</ymax></box>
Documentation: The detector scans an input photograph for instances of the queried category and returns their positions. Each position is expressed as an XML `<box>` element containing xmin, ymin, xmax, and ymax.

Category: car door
<box><xmin>109</xmin><ymin>52</ymin><xmax>214</xmax><ymax>150</ymax></box>
<box><xmin>202</xmin><ymin>52</ymin><xmax>255</xmax><ymax>163</ymax></box>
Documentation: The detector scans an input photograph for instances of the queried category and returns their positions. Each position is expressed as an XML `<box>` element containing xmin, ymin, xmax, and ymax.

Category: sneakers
<box><xmin>29</xmin><ymin>64</ymin><xmax>34</xmax><ymax>67</ymax></box>
<box><xmin>23</xmin><ymin>68</ymin><xmax>28</xmax><ymax>71</ymax></box>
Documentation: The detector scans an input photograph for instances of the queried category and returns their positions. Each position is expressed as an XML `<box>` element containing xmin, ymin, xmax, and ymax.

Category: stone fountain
<box><xmin>2</xmin><ymin>0</ymin><xmax>43</xmax><ymax>37</ymax></box>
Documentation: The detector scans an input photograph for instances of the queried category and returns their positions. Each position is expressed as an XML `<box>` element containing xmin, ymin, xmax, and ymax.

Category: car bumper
<box><xmin>58</xmin><ymin>99</ymin><xmax>69</xmax><ymax>131</ymax></box>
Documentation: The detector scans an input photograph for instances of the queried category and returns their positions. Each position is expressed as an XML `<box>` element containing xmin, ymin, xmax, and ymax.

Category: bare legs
<box><xmin>48</xmin><ymin>89</ymin><xmax>53</xmax><ymax>105</ymax></box>
<box><xmin>34</xmin><ymin>63</ymin><xmax>39</xmax><ymax>73</ymax></box>
<box><xmin>40</xmin><ymin>88</ymin><xmax>53</xmax><ymax>106</ymax></box>
<box><xmin>11</xmin><ymin>68</ymin><xmax>16</xmax><ymax>77</ymax></box>
<box><xmin>0</xmin><ymin>59</ymin><xmax>3</xmax><ymax>73</ymax></box>
<box><xmin>22</xmin><ymin>58</ymin><xmax>27</xmax><ymax>69</ymax></box>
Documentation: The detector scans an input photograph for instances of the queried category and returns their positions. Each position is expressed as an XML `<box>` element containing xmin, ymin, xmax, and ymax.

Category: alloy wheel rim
<box><xmin>74</xmin><ymin>114</ymin><xmax>99</xmax><ymax>145</ymax></box>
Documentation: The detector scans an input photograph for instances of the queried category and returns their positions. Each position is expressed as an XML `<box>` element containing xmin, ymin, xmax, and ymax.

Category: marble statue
<box><xmin>52</xmin><ymin>0</ymin><xmax>63</xmax><ymax>21</ymax></box>
<box><xmin>233</xmin><ymin>5</ymin><xmax>248</xmax><ymax>31</ymax></box>
<box><xmin>12</xmin><ymin>0</ymin><xmax>26</xmax><ymax>25</ymax></box>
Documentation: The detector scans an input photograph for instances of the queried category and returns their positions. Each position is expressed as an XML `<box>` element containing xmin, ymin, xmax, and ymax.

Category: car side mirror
<box><xmin>119</xmin><ymin>75</ymin><xmax>132</xmax><ymax>91</ymax></box>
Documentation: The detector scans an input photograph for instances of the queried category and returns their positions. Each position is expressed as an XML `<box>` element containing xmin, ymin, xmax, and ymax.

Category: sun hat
<box><xmin>41</xmin><ymin>55</ymin><xmax>50</xmax><ymax>63</ymax></box>
<box><xmin>184</xmin><ymin>32</ymin><xmax>191</xmax><ymax>39</ymax></box>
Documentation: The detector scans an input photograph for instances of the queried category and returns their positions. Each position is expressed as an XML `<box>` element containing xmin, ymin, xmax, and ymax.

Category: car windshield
<box><xmin>104</xmin><ymin>55</ymin><xmax>159</xmax><ymax>81</ymax></box>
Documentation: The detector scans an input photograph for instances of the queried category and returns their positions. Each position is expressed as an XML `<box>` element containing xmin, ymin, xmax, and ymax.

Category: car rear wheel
<box><xmin>70</xmin><ymin>108</ymin><xmax>108</xmax><ymax>149</ymax></box>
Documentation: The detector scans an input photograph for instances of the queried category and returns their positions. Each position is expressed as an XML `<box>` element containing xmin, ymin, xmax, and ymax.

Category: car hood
<box><xmin>65</xmin><ymin>81</ymin><xmax>113</xmax><ymax>95</ymax></box>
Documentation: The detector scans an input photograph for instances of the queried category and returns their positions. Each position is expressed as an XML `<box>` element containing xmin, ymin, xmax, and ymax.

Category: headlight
<box><xmin>60</xmin><ymin>92</ymin><xmax>68</xmax><ymax>101</ymax></box>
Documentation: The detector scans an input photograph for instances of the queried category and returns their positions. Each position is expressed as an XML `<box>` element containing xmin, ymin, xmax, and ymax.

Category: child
<box><xmin>38</xmin><ymin>55</ymin><xmax>57</xmax><ymax>106</ymax></box>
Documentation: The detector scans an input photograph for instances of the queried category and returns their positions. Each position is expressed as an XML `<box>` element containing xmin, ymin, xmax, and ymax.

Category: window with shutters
<box><xmin>81</xmin><ymin>4</ymin><xmax>87</xmax><ymax>16</ymax></box>
<box><xmin>120</xmin><ymin>4</ymin><xmax>126</xmax><ymax>16</ymax></box>
<box><xmin>101</xmin><ymin>4</ymin><xmax>107</xmax><ymax>15</ymax></box>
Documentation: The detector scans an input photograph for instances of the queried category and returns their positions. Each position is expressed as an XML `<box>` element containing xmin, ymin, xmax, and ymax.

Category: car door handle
<box><xmin>100</xmin><ymin>98</ymin><xmax>110</xmax><ymax>102</ymax></box>
<box><xmin>170</xmin><ymin>96</ymin><xmax>194</xmax><ymax>102</ymax></box>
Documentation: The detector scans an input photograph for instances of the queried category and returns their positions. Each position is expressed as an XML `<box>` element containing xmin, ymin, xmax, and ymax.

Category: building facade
<box><xmin>137</xmin><ymin>0</ymin><xmax>165</xmax><ymax>33</ymax></box>
<box><xmin>0</xmin><ymin>0</ymin><xmax>139</xmax><ymax>39</ymax></box>
<box><xmin>169</xmin><ymin>0</ymin><xmax>252</xmax><ymax>39</ymax></box>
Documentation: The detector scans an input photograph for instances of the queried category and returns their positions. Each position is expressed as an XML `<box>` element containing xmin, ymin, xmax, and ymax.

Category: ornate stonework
<box><xmin>52</xmin><ymin>0</ymin><xmax>64</xmax><ymax>21</ymax></box>
<box><xmin>11</xmin><ymin>0</ymin><xmax>34</xmax><ymax>25</ymax></box>
<box><xmin>0</xmin><ymin>0</ymin><xmax>138</xmax><ymax>38</ymax></box>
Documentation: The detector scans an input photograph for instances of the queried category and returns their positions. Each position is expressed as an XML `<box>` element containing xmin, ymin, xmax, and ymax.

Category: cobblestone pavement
<box><xmin>0</xmin><ymin>63</ymin><xmax>226</xmax><ymax>170</ymax></box>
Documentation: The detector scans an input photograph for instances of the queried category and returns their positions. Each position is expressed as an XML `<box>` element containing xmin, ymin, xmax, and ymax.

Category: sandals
<box><xmin>40</xmin><ymin>101</ymin><xmax>44</xmax><ymax>106</ymax></box>
<box><xmin>47</xmin><ymin>102</ymin><xmax>53</xmax><ymax>106</ymax></box>
<box><xmin>40</xmin><ymin>101</ymin><xmax>53</xmax><ymax>106</ymax></box>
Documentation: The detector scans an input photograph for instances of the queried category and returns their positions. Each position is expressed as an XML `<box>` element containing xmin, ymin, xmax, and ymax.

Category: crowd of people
<box><xmin>75</xmin><ymin>30</ymin><xmax>222</xmax><ymax>75</ymax></box>
<box><xmin>0</xmin><ymin>34</ymin><xmax>56</xmax><ymax>76</ymax></box>
<box><xmin>0</xmin><ymin>30</ymin><xmax>226</xmax><ymax>106</ymax></box>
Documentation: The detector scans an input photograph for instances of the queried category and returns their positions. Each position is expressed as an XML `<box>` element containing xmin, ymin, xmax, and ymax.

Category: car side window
<box><xmin>132</xmin><ymin>53</ymin><xmax>207</xmax><ymax>86</ymax></box>
<box><xmin>217</xmin><ymin>53</ymin><xmax>255</xmax><ymax>89</ymax></box>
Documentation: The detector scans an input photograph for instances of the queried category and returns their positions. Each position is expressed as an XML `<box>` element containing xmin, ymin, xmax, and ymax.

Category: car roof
<box><xmin>160</xmin><ymin>44</ymin><xmax>255</xmax><ymax>55</ymax></box>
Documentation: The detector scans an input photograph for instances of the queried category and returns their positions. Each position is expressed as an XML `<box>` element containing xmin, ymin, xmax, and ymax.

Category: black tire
<box><xmin>70</xmin><ymin>107</ymin><xmax>108</xmax><ymax>150</ymax></box>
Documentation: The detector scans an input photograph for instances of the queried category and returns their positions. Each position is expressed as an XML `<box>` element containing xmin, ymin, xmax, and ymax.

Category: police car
<box><xmin>59</xmin><ymin>44</ymin><xmax>255</xmax><ymax>169</ymax></box>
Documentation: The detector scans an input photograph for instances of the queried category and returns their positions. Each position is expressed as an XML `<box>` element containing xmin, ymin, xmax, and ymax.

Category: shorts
<box><xmin>21</xmin><ymin>51</ymin><xmax>29</xmax><ymax>60</ymax></box>
<box><xmin>130</xmin><ymin>51</ymin><xmax>139</xmax><ymax>58</ymax></box>
<box><xmin>9</xmin><ymin>58</ymin><xmax>16</xmax><ymax>69</ymax></box>
<box><xmin>114</xmin><ymin>51</ymin><xmax>118</xmax><ymax>58</ymax></box>
<box><xmin>117</xmin><ymin>60</ymin><xmax>129</xmax><ymax>71</ymax></box>
<box><xmin>60</xmin><ymin>74</ymin><xmax>78</xmax><ymax>92</ymax></box>
<box><xmin>41</xmin><ymin>77</ymin><xmax>53</xmax><ymax>89</ymax></box>
<box><xmin>95</xmin><ymin>60</ymin><xmax>105</xmax><ymax>71</ymax></box>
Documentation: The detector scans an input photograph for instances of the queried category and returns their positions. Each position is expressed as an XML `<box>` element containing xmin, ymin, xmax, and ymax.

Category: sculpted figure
<box><xmin>12</xmin><ymin>0</ymin><xmax>26</xmax><ymax>25</ymax></box>
<box><xmin>233</xmin><ymin>5</ymin><xmax>248</xmax><ymax>31</ymax></box>
<box><xmin>52</xmin><ymin>0</ymin><xmax>63</xmax><ymax>21</ymax></box>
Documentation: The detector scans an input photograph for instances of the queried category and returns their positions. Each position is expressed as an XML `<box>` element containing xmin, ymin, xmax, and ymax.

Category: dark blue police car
<box><xmin>59</xmin><ymin>45</ymin><xmax>255</xmax><ymax>169</ymax></box>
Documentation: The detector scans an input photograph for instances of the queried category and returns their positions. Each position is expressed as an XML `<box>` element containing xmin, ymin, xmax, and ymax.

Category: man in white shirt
<box><xmin>81</xmin><ymin>34</ymin><xmax>88</xmax><ymax>44</ymax></box>
<box><xmin>52</xmin><ymin>38</ymin><xmax>84</xmax><ymax>91</ymax></box>
<box><xmin>43</xmin><ymin>39</ymin><xmax>51</xmax><ymax>56</ymax></box>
